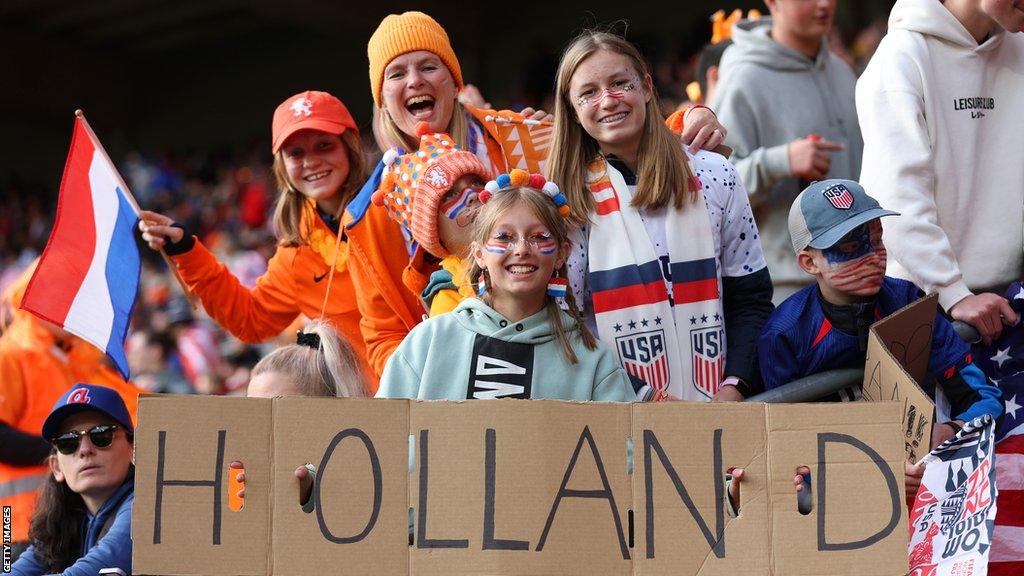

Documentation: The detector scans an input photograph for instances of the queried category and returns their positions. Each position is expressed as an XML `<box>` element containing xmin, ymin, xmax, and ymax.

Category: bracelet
<box><xmin>946</xmin><ymin>420</ymin><xmax>964</xmax><ymax>434</ymax></box>
<box><xmin>683</xmin><ymin>103</ymin><xmax>716</xmax><ymax>121</ymax></box>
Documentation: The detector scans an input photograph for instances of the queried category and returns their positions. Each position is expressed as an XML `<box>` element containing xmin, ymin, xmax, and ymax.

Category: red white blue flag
<box><xmin>21</xmin><ymin>115</ymin><xmax>140</xmax><ymax>380</ymax></box>
<box><xmin>972</xmin><ymin>282</ymin><xmax>1024</xmax><ymax>575</ymax></box>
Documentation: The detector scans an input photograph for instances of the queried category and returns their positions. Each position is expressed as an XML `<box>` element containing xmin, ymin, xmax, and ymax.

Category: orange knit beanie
<box><xmin>371</xmin><ymin>122</ymin><xmax>490</xmax><ymax>258</ymax></box>
<box><xmin>368</xmin><ymin>11</ymin><xmax>464</xmax><ymax>107</ymax></box>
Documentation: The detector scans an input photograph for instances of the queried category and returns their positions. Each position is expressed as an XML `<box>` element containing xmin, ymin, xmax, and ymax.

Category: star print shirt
<box><xmin>567</xmin><ymin>150</ymin><xmax>774</xmax><ymax>392</ymax></box>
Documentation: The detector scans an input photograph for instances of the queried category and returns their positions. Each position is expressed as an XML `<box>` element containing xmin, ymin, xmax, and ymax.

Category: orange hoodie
<box><xmin>170</xmin><ymin>199</ymin><xmax>375</xmax><ymax>391</ymax></box>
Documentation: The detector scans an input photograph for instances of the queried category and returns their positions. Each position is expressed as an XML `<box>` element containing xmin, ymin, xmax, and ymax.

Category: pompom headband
<box><xmin>479</xmin><ymin>169</ymin><xmax>570</xmax><ymax>218</ymax></box>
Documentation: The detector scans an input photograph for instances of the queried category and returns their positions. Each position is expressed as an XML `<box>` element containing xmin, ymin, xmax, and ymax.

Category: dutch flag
<box><xmin>21</xmin><ymin>114</ymin><xmax>140</xmax><ymax>380</ymax></box>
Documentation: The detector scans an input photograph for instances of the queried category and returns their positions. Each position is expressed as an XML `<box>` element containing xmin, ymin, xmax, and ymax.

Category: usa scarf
<box><xmin>586</xmin><ymin>157</ymin><xmax>724</xmax><ymax>401</ymax></box>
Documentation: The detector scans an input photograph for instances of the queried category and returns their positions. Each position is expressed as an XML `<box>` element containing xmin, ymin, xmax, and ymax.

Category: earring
<box><xmin>477</xmin><ymin>272</ymin><xmax>488</xmax><ymax>296</ymax></box>
<box><xmin>546</xmin><ymin>271</ymin><xmax>568</xmax><ymax>298</ymax></box>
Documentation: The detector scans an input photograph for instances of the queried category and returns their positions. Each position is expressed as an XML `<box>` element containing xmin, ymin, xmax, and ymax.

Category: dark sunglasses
<box><xmin>52</xmin><ymin>424</ymin><xmax>120</xmax><ymax>455</ymax></box>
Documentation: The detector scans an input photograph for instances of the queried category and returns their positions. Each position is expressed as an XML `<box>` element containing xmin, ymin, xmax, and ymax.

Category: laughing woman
<box><xmin>345</xmin><ymin>12</ymin><xmax>730</xmax><ymax>377</ymax></box>
<box><xmin>547</xmin><ymin>32</ymin><xmax>775</xmax><ymax>402</ymax></box>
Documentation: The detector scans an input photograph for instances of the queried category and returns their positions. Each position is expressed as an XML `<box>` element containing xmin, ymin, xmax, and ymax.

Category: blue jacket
<box><xmin>12</xmin><ymin>478</ymin><xmax>134</xmax><ymax>576</ymax></box>
<box><xmin>758</xmin><ymin>277</ymin><xmax>1002</xmax><ymax>424</ymax></box>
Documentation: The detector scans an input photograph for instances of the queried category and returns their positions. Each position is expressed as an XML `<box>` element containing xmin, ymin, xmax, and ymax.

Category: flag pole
<box><xmin>74</xmin><ymin>109</ymin><xmax>198</xmax><ymax>310</ymax></box>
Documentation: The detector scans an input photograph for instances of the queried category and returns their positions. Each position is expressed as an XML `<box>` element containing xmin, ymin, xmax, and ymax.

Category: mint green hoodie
<box><xmin>376</xmin><ymin>298</ymin><xmax>635</xmax><ymax>401</ymax></box>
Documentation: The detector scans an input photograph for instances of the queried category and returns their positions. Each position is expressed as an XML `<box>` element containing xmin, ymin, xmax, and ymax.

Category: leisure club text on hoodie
<box><xmin>857</xmin><ymin>0</ymin><xmax>1024</xmax><ymax>310</ymax></box>
<box><xmin>376</xmin><ymin>298</ymin><xmax>634</xmax><ymax>401</ymax></box>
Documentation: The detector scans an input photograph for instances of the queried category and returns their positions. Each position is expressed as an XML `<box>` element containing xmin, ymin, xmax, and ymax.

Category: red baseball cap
<box><xmin>271</xmin><ymin>90</ymin><xmax>358</xmax><ymax>154</ymax></box>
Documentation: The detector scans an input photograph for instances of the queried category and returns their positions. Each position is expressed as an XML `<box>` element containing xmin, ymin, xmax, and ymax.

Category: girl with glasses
<box><xmin>376</xmin><ymin>171</ymin><xmax>634</xmax><ymax>402</ymax></box>
<box><xmin>547</xmin><ymin>32</ymin><xmax>774</xmax><ymax>404</ymax></box>
<box><xmin>12</xmin><ymin>384</ymin><xmax>135</xmax><ymax>576</ymax></box>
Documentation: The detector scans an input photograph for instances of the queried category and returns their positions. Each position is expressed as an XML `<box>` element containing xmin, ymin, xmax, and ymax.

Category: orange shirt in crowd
<box><xmin>170</xmin><ymin>199</ymin><xmax>376</xmax><ymax>391</ymax></box>
<box><xmin>0</xmin><ymin>261</ymin><xmax>142</xmax><ymax>543</ymax></box>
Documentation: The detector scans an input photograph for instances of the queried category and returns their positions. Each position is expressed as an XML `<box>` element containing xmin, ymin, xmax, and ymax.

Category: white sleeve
<box><xmin>692</xmin><ymin>151</ymin><xmax>768</xmax><ymax>277</ymax></box>
<box><xmin>856</xmin><ymin>47</ymin><xmax>971</xmax><ymax>310</ymax></box>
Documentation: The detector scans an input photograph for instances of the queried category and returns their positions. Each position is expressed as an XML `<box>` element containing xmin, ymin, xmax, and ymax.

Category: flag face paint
<box><xmin>485</xmin><ymin>232</ymin><xmax>557</xmax><ymax>255</ymax></box>
<box><xmin>575</xmin><ymin>76</ymin><xmax>639</xmax><ymax>108</ymax></box>
<box><xmin>823</xmin><ymin>223</ymin><xmax>873</xmax><ymax>265</ymax></box>
<box><xmin>441</xmin><ymin>186</ymin><xmax>480</xmax><ymax>222</ymax></box>
<box><xmin>820</xmin><ymin>220</ymin><xmax>886</xmax><ymax>294</ymax></box>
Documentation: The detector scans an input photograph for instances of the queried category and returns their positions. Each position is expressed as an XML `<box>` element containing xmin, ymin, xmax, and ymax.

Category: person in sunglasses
<box><xmin>11</xmin><ymin>384</ymin><xmax>135</xmax><ymax>576</ymax></box>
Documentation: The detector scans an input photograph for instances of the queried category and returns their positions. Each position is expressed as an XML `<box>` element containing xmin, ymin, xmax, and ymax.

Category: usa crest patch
<box><xmin>822</xmin><ymin>183</ymin><xmax>854</xmax><ymax>210</ymax></box>
<box><xmin>615</xmin><ymin>329</ymin><xmax>670</xmax><ymax>390</ymax></box>
<box><xmin>690</xmin><ymin>325</ymin><xmax>723</xmax><ymax>398</ymax></box>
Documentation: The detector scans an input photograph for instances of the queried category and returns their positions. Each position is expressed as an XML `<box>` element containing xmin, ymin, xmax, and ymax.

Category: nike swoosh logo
<box><xmin>313</xmin><ymin>271</ymin><xmax>329</xmax><ymax>283</ymax></box>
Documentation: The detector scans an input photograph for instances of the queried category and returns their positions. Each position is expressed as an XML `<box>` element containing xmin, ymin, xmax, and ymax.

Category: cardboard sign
<box><xmin>861</xmin><ymin>293</ymin><xmax>939</xmax><ymax>462</ymax></box>
<box><xmin>409</xmin><ymin>400</ymin><xmax>632</xmax><ymax>576</ymax></box>
<box><xmin>132</xmin><ymin>396</ymin><xmax>273</xmax><ymax>575</ymax></box>
<box><xmin>271</xmin><ymin>398</ymin><xmax>409</xmax><ymax>576</ymax></box>
<box><xmin>133</xmin><ymin>397</ymin><xmax>908</xmax><ymax>576</ymax></box>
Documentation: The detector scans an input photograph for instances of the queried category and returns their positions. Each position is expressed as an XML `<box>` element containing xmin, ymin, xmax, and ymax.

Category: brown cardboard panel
<box><xmin>861</xmin><ymin>294</ymin><xmax>939</xmax><ymax>462</ymax></box>
<box><xmin>271</xmin><ymin>398</ymin><xmax>409</xmax><ymax>576</ymax></box>
<box><xmin>631</xmin><ymin>402</ymin><xmax>769</xmax><ymax>576</ymax></box>
<box><xmin>133</xmin><ymin>395</ymin><xmax>273</xmax><ymax>575</ymax></box>
<box><xmin>408</xmin><ymin>400</ymin><xmax>632</xmax><ymax>576</ymax></box>
<box><xmin>767</xmin><ymin>403</ymin><xmax>907</xmax><ymax>576</ymax></box>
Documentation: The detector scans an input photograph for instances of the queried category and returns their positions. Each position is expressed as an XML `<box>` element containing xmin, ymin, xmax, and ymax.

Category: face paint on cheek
<box><xmin>821</xmin><ymin>223</ymin><xmax>887</xmax><ymax>293</ymax></box>
<box><xmin>534</xmin><ymin>237</ymin><xmax>558</xmax><ymax>255</ymax></box>
<box><xmin>822</xmin><ymin>224</ymin><xmax>873</xmax><ymax>266</ymax></box>
<box><xmin>484</xmin><ymin>240</ymin><xmax>509</xmax><ymax>254</ymax></box>
<box><xmin>441</xmin><ymin>187</ymin><xmax>478</xmax><ymax>221</ymax></box>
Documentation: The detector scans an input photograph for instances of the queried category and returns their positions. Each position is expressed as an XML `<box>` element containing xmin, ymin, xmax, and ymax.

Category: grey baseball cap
<box><xmin>788</xmin><ymin>179</ymin><xmax>899</xmax><ymax>253</ymax></box>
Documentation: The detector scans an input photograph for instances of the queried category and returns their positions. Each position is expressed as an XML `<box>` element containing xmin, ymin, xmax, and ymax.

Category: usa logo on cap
<box><xmin>822</xmin><ymin>183</ymin><xmax>854</xmax><ymax>210</ymax></box>
<box><xmin>67</xmin><ymin>387</ymin><xmax>92</xmax><ymax>404</ymax></box>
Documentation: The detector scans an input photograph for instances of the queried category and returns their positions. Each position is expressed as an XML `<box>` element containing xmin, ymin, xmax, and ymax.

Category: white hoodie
<box><xmin>857</xmin><ymin>0</ymin><xmax>1024</xmax><ymax>311</ymax></box>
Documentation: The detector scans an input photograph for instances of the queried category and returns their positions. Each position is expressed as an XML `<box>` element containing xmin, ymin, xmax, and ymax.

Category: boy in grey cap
<box><xmin>757</xmin><ymin>179</ymin><xmax>1001</xmax><ymax>452</ymax></box>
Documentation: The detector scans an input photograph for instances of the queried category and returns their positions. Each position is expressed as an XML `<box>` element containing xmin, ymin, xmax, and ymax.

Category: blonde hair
<box><xmin>372</xmin><ymin>100</ymin><xmax>470</xmax><ymax>153</ymax></box>
<box><xmin>250</xmin><ymin>320</ymin><xmax>368</xmax><ymax>397</ymax></box>
<box><xmin>468</xmin><ymin>188</ymin><xmax>596</xmax><ymax>364</ymax></box>
<box><xmin>271</xmin><ymin>129</ymin><xmax>366</xmax><ymax>247</ymax></box>
<box><xmin>546</xmin><ymin>31</ymin><xmax>698</xmax><ymax>225</ymax></box>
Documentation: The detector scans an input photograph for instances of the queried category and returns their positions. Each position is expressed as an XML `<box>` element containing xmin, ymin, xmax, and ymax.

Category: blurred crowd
<box><xmin>0</xmin><ymin>10</ymin><xmax>888</xmax><ymax>397</ymax></box>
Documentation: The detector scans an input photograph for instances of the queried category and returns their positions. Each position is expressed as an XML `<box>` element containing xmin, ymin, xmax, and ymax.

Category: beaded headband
<box><xmin>479</xmin><ymin>169</ymin><xmax>570</xmax><ymax>218</ymax></box>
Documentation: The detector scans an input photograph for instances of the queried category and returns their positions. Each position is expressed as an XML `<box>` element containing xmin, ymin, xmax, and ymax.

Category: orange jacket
<box><xmin>0</xmin><ymin>264</ymin><xmax>141</xmax><ymax>543</ymax></box>
<box><xmin>345</xmin><ymin>105</ymin><xmax>553</xmax><ymax>377</ymax></box>
<box><xmin>171</xmin><ymin>200</ymin><xmax>376</xmax><ymax>391</ymax></box>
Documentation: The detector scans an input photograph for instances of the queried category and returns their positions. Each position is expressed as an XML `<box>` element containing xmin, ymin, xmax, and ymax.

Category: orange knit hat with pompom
<box><xmin>372</xmin><ymin>122</ymin><xmax>490</xmax><ymax>258</ymax></box>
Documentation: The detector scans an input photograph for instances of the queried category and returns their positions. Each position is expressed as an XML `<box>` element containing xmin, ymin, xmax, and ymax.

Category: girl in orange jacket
<box><xmin>139</xmin><ymin>91</ymin><xmax>377</xmax><ymax>392</ymax></box>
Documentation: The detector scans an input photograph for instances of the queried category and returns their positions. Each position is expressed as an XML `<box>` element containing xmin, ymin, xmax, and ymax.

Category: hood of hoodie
<box><xmin>889</xmin><ymin>0</ymin><xmax>1005</xmax><ymax>51</ymax></box>
<box><xmin>451</xmin><ymin>297</ymin><xmax>578</xmax><ymax>346</ymax></box>
<box><xmin>729</xmin><ymin>17</ymin><xmax>827</xmax><ymax>71</ymax></box>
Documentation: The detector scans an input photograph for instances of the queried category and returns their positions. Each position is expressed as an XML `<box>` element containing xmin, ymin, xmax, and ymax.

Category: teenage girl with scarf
<box><xmin>546</xmin><ymin>32</ymin><xmax>774</xmax><ymax>403</ymax></box>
